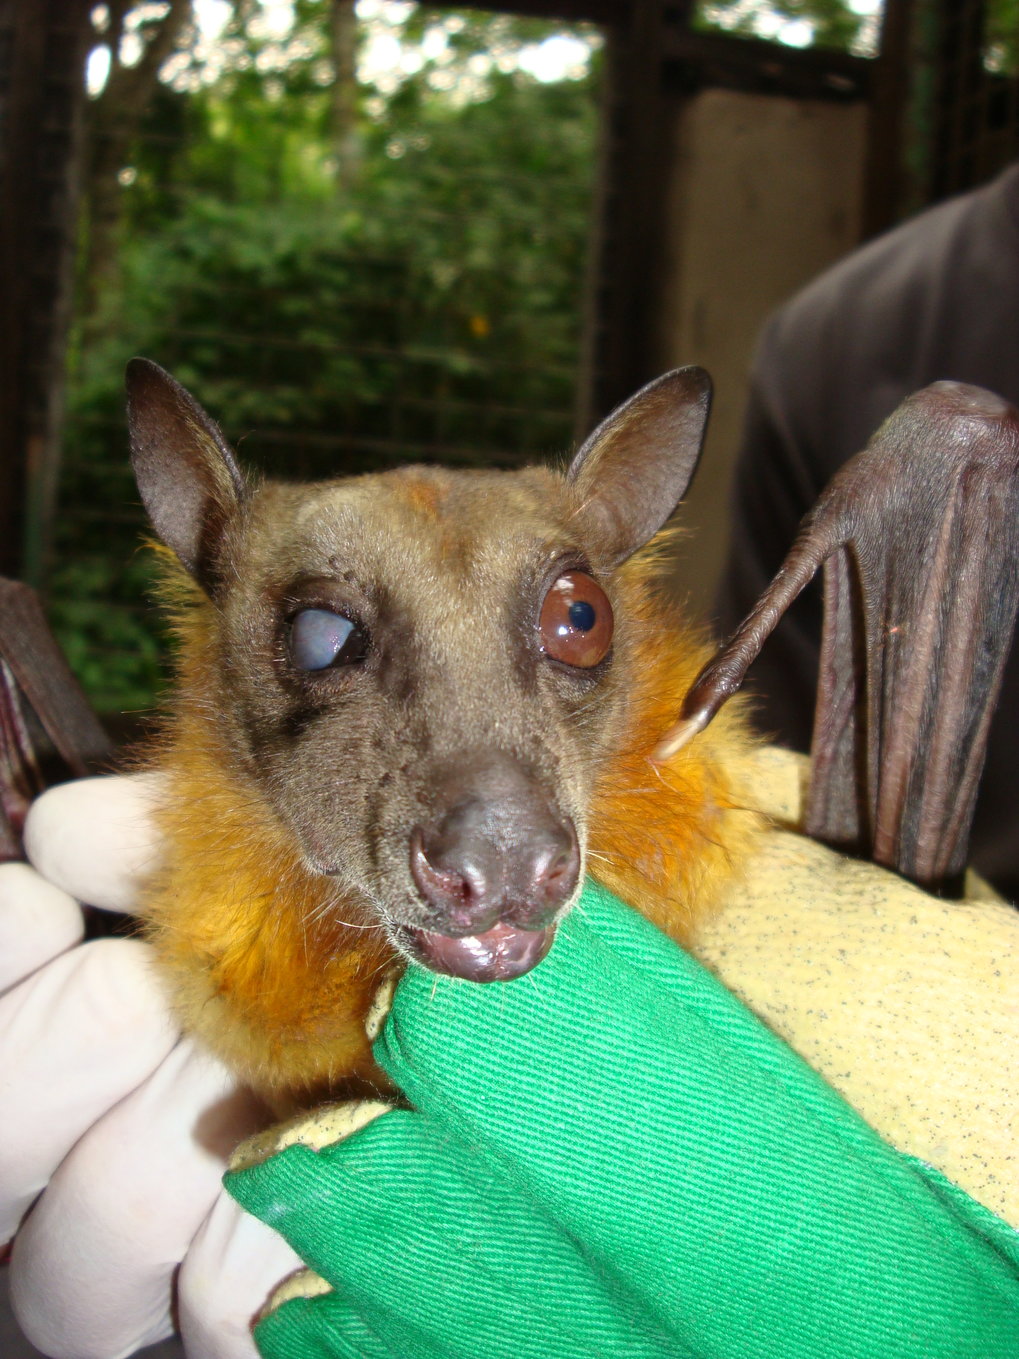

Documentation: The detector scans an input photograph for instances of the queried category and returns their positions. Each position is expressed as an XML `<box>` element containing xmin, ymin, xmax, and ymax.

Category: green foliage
<box><xmin>47</xmin><ymin>554</ymin><xmax>166</xmax><ymax>715</ymax></box>
<box><xmin>57</xmin><ymin>3</ymin><xmax>602</xmax><ymax>713</ymax></box>
<box><xmin>693</xmin><ymin>0</ymin><xmax>876</xmax><ymax>55</ymax></box>
<box><xmin>985</xmin><ymin>0</ymin><xmax>1019</xmax><ymax>73</ymax></box>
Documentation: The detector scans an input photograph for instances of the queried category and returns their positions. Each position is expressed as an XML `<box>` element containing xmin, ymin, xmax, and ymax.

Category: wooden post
<box><xmin>0</xmin><ymin>0</ymin><xmax>92</xmax><ymax>585</ymax></box>
<box><xmin>861</xmin><ymin>0</ymin><xmax>915</xmax><ymax>236</ymax></box>
<box><xmin>577</xmin><ymin>0</ymin><xmax>676</xmax><ymax>433</ymax></box>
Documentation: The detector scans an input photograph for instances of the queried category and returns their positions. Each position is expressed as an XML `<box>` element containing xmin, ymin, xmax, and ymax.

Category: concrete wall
<box><xmin>657</xmin><ymin>88</ymin><xmax>868</xmax><ymax>617</ymax></box>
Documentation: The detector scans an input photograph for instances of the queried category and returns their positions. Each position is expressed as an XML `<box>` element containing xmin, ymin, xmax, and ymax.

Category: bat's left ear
<box><xmin>126</xmin><ymin>358</ymin><xmax>247</xmax><ymax>595</ymax></box>
<box><xmin>566</xmin><ymin>367</ymin><xmax>711</xmax><ymax>566</ymax></box>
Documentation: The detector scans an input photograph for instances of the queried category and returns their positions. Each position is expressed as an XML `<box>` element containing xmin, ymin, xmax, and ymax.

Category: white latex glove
<box><xmin>0</xmin><ymin>775</ymin><xmax>302</xmax><ymax>1359</ymax></box>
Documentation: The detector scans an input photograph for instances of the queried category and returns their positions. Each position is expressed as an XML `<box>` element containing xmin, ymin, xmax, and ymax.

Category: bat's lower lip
<box><xmin>397</xmin><ymin>920</ymin><xmax>555</xmax><ymax>982</ymax></box>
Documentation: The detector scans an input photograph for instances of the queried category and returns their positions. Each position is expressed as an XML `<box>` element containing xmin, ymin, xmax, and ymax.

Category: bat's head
<box><xmin>126</xmin><ymin>360</ymin><xmax>709</xmax><ymax>982</ymax></box>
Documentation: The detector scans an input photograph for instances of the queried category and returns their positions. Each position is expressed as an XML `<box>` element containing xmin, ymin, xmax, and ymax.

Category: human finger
<box><xmin>0</xmin><ymin>937</ymin><xmax>178</xmax><ymax>1242</ymax></box>
<box><xmin>23</xmin><ymin>772</ymin><xmax>166</xmax><ymax>912</ymax></box>
<box><xmin>0</xmin><ymin>861</ymin><xmax>83</xmax><ymax>991</ymax></box>
<box><xmin>178</xmin><ymin>1189</ymin><xmax>305</xmax><ymax>1359</ymax></box>
<box><xmin>10</xmin><ymin>1040</ymin><xmax>269</xmax><ymax>1359</ymax></box>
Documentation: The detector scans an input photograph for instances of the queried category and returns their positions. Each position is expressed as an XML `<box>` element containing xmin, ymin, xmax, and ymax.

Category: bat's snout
<box><xmin>402</xmin><ymin>755</ymin><xmax>581</xmax><ymax>981</ymax></box>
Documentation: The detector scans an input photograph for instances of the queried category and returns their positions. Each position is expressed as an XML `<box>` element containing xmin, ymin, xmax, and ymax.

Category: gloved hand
<box><xmin>226</xmin><ymin>867</ymin><xmax>1019</xmax><ymax>1359</ymax></box>
<box><xmin>0</xmin><ymin>774</ymin><xmax>302</xmax><ymax>1359</ymax></box>
<box><xmin>7</xmin><ymin>752</ymin><xmax>1019</xmax><ymax>1357</ymax></box>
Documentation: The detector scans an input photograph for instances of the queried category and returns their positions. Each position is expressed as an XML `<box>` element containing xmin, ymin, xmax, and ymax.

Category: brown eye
<box><xmin>538</xmin><ymin>572</ymin><xmax>613</xmax><ymax>668</ymax></box>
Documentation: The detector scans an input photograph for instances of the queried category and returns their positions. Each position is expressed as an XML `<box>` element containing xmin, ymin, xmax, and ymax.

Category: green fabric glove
<box><xmin>225</xmin><ymin>879</ymin><xmax>1019</xmax><ymax>1359</ymax></box>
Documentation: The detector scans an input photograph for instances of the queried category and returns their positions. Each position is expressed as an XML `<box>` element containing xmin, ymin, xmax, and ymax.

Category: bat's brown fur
<box><xmin>140</xmin><ymin>540</ymin><xmax>759</xmax><ymax>1104</ymax></box>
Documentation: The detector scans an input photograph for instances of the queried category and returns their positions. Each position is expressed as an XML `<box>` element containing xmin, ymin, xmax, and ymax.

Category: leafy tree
<box><xmin>693</xmin><ymin>0</ymin><xmax>878</xmax><ymax>54</ymax></box>
<box><xmin>59</xmin><ymin>0</ymin><xmax>895</xmax><ymax>713</ymax></box>
<box><xmin>82</xmin><ymin>0</ymin><xmax>195</xmax><ymax>312</ymax></box>
<box><xmin>985</xmin><ymin>0</ymin><xmax>1019</xmax><ymax>73</ymax></box>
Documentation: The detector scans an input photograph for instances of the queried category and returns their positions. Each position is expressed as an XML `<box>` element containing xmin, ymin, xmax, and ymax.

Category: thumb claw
<box><xmin>651</xmin><ymin>713</ymin><xmax>706</xmax><ymax>764</ymax></box>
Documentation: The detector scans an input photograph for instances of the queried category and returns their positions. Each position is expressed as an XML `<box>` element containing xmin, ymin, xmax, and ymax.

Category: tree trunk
<box><xmin>82</xmin><ymin>0</ymin><xmax>194</xmax><ymax>317</ymax></box>
<box><xmin>0</xmin><ymin>0</ymin><xmax>93</xmax><ymax>584</ymax></box>
<box><xmin>329</xmin><ymin>0</ymin><xmax>361</xmax><ymax>194</ymax></box>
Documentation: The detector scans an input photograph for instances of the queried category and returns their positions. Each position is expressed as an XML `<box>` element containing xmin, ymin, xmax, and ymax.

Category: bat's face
<box><xmin>204</xmin><ymin>464</ymin><xmax>631</xmax><ymax>982</ymax></box>
<box><xmin>126</xmin><ymin>359</ymin><xmax>711</xmax><ymax>982</ymax></box>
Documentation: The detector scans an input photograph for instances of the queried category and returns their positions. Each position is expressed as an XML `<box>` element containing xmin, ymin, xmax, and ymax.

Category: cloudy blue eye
<box><xmin>289</xmin><ymin>608</ymin><xmax>368</xmax><ymax>671</ymax></box>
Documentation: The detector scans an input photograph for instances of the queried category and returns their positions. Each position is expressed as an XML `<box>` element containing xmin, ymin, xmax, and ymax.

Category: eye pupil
<box><xmin>568</xmin><ymin>600</ymin><xmax>596</xmax><ymax>631</ymax></box>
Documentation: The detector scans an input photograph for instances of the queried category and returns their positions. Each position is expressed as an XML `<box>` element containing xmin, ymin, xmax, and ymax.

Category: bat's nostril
<box><xmin>533</xmin><ymin>836</ymin><xmax>581</xmax><ymax>906</ymax></box>
<box><xmin>410</xmin><ymin>828</ymin><xmax>484</xmax><ymax>912</ymax></box>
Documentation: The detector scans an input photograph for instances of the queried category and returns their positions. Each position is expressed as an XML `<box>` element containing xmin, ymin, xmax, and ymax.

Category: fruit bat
<box><xmin>2</xmin><ymin>371</ymin><xmax>1015</xmax><ymax>1104</ymax></box>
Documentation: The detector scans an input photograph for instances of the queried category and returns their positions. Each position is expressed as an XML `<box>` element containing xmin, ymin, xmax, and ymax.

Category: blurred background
<box><xmin>2</xmin><ymin>0</ymin><xmax>1018</xmax><ymax>721</ymax></box>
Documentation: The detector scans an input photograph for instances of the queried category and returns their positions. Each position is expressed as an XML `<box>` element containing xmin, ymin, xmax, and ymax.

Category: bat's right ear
<box><xmin>566</xmin><ymin>367</ymin><xmax>711</xmax><ymax>568</ymax></box>
<box><xmin>126</xmin><ymin>358</ymin><xmax>246</xmax><ymax>591</ymax></box>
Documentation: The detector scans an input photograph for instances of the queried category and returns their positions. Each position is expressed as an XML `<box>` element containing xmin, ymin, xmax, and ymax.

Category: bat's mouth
<box><xmin>396</xmin><ymin>920</ymin><xmax>555</xmax><ymax>982</ymax></box>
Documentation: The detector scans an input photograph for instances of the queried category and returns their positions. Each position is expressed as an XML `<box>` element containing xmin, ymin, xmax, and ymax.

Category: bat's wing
<box><xmin>657</xmin><ymin>382</ymin><xmax>1019</xmax><ymax>895</ymax></box>
<box><xmin>0</xmin><ymin>578</ymin><xmax>111</xmax><ymax>861</ymax></box>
